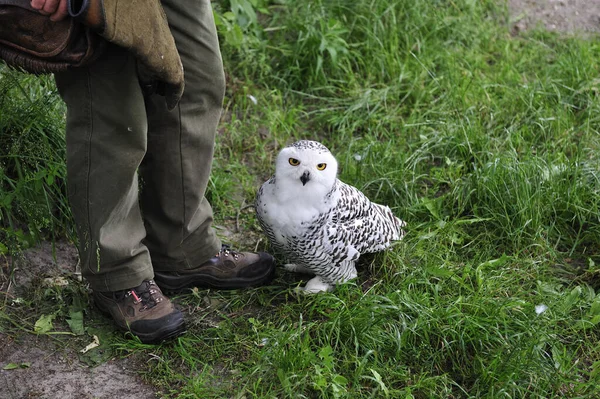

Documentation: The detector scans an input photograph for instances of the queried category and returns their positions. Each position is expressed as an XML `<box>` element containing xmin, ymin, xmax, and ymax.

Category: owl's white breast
<box><xmin>257</xmin><ymin>178</ymin><xmax>338</xmax><ymax>245</ymax></box>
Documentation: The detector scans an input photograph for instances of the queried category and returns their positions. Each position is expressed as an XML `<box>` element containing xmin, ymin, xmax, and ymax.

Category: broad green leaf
<box><xmin>318</xmin><ymin>345</ymin><xmax>334</xmax><ymax>369</ymax></box>
<box><xmin>3</xmin><ymin>362</ymin><xmax>30</xmax><ymax>370</ymax></box>
<box><xmin>34</xmin><ymin>314</ymin><xmax>55</xmax><ymax>334</ymax></box>
<box><xmin>67</xmin><ymin>309</ymin><xmax>85</xmax><ymax>336</ymax></box>
<box><xmin>425</xmin><ymin>265</ymin><xmax>453</xmax><ymax>277</ymax></box>
<box><xmin>333</xmin><ymin>374</ymin><xmax>348</xmax><ymax>386</ymax></box>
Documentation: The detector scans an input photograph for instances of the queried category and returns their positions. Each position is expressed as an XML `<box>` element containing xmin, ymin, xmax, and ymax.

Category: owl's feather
<box><xmin>256</xmin><ymin>140</ymin><xmax>406</xmax><ymax>292</ymax></box>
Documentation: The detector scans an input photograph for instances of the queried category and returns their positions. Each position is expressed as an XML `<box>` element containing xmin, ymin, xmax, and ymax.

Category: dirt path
<box><xmin>2</xmin><ymin>342</ymin><xmax>155</xmax><ymax>399</ymax></box>
<box><xmin>0</xmin><ymin>242</ymin><xmax>158</xmax><ymax>399</ymax></box>
<box><xmin>1</xmin><ymin>3</ymin><xmax>598</xmax><ymax>399</ymax></box>
<box><xmin>510</xmin><ymin>0</ymin><xmax>600</xmax><ymax>35</ymax></box>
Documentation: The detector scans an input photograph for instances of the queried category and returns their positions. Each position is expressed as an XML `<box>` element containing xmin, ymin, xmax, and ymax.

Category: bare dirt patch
<box><xmin>1</xmin><ymin>335</ymin><xmax>156</xmax><ymax>399</ymax></box>
<box><xmin>509</xmin><ymin>0</ymin><xmax>600</xmax><ymax>35</ymax></box>
<box><xmin>0</xmin><ymin>242</ymin><xmax>157</xmax><ymax>399</ymax></box>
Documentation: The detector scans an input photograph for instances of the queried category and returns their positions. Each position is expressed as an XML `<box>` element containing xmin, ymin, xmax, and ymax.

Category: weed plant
<box><xmin>0</xmin><ymin>65</ymin><xmax>71</xmax><ymax>254</ymax></box>
<box><xmin>2</xmin><ymin>0</ymin><xmax>600</xmax><ymax>397</ymax></box>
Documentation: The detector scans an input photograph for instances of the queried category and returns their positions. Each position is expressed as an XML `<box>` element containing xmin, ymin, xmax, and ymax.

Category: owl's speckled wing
<box><xmin>256</xmin><ymin>178</ymin><xmax>405</xmax><ymax>284</ymax></box>
<box><xmin>329</xmin><ymin>181</ymin><xmax>405</xmax><ymax>255</ymax></box>
<box><xmin>255</xmin><ymin>176</ymin><xmax>286</xmax><ymax>254</ymax></box>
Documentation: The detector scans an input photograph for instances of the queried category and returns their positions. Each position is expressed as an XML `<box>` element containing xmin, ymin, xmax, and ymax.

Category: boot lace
<box><xmin>125</xmin><ymin>280</ymin><xmax>163</xmax><ymax>312</ymax></box>
<box><xmin>215</xmin><ymin>244</ymin><xmax>241</xmax><ymax>261</ymax></box>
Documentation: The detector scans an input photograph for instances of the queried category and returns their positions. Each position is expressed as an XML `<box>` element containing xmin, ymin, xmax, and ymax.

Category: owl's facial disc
<box><xmin>300</xmin><ymin>171</ymin><xmax>310</xmax><ymax>186</ymax></box>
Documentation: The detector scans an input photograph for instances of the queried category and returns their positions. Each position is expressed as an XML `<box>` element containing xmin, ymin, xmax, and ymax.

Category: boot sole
<box><xmin>133</xmin><ymin>313</ymin><xmax>187</xmax><ymax>344</ymax></box>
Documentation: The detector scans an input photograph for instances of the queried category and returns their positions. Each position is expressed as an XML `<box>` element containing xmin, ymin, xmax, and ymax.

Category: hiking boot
<box><xmin>153</xmin><ymin>245</ymin><xmax>276</xmax><ymax>292</ymax></box>
<box><xmin>93</xmin><ymin>280</ymin><xmax>186</xmax><ymax>344</ymax></box>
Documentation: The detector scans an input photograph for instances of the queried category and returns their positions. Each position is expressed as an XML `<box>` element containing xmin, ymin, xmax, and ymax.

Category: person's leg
<box><xmin>55</xmin><ymin>43</ymin><xmax>153</xmax><ymax>292</ymax></box>
<box><xmin>55</xmin><ymin>43</ymin><xmax>185</xmax><ymax>344</ymax></box>
<box><xmin>141</xmin><ymin>0</ymin><xmax>276</xmax><ymax>291</ymax></box>
<box><xmin>140</xmin><ymin>0</ymin><xmax>224</xmax><ymax>270</ymax></box>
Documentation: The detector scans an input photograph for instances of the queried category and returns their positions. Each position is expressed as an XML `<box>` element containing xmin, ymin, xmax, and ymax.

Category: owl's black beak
<box><xmin>300</xmin><ymin>171</ymin><xmax>310</xmax><ymax>186</ymax></box>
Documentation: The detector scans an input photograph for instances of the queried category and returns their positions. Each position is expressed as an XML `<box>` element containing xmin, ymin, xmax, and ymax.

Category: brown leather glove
<box><xmin>68</xmin><ymin>0</ymin><xmax>184</xmax><ymax>110</ymax></box>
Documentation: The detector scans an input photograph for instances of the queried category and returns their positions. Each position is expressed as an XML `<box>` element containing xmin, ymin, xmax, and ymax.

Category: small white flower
<box><xmin>247</xmin><ymin>94</ymin><xmax>258</xmax><ymax>105</ymax></box>
<box><xmin>535</xmin><ymin>304</ymin><xmax>548</xmax><ymax>315</ymax></box>
<box><xmin>353</xmin><ymin>154</ymin><xmax>363</xmax><ymax>161</ymax></box>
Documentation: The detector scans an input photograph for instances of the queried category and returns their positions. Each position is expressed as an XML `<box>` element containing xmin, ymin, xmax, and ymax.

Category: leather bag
<box><xmin>0</xmin><ymin>0</ymin><xmax>184</xmax><ymax>109</ymax></box>
<box><xmin>0</xmin><ymin>0</ymin><xmax>105</xmax><ymax>74</ymax></box>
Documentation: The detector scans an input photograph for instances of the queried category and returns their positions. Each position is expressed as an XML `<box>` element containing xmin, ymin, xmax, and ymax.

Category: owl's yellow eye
<box><xmin>288</xmin><ymin>158</ymin><xmax>300</xmax><ymax>166</ymax></box>
<box><xmin>317</xmin><ymin>163</ymin><xmax>327</xmax><ymax>171</ymax></box>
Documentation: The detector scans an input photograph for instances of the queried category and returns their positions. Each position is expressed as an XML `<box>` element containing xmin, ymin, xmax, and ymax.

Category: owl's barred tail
<box><xmin>380</xmin><ymin>204</ymin><xmax>406</xmax><ymax>241</ymax></box>
<box><xmin>393</xmin><ymin>215</ymin><xmax>407</xmax><ymax>240</ymax></box>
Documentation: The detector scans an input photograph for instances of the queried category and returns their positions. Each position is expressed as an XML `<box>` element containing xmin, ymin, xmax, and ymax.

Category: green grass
<box><xmin>2</xmin><ymin>0</ymin><xmax>600</xmax><ymax>397</ymax></box>
<box><xmin>0</xmin><ymin>65</ymin><xmax>71</xmax><ymax>254</ymax></box>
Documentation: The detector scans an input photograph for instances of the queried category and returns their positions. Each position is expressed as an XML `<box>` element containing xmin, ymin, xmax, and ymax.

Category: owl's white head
<box><xmin>274</xmin><ymin>140</ymin><xmax>338</xmax><ymax>200</ymax></box>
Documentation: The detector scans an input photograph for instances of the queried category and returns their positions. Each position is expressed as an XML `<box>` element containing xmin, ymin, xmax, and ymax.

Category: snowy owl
<box><xmin>256</xmin><ymin>140</ymin><xmax>406</xmax><ymax>293</ymax></box>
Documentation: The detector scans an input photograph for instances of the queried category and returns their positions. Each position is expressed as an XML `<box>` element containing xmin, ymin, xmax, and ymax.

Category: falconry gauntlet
<box><xmin>69</xmin><ymin>0</ymin><xmax>184</xmax><ymax>110</ymax></box>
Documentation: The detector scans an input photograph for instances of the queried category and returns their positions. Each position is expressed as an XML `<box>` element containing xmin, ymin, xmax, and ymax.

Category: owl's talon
<box><xmin>302</xmin><ymin>276</ymin><xmax>333</xmax><ymax>293</ymax></box>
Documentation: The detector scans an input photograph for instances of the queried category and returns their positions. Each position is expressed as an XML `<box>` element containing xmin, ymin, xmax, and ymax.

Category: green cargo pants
<box><xmin>54</xmin><ymin>0</ymin><xmax>224</xmax><ymax>292</ymax></box>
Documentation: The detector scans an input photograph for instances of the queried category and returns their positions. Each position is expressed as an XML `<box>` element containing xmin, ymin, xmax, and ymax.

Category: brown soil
<box><xmin>510</xmin><ymin>0</ymin><xmax>600</xmax><ymax>35</ymax></box>
<box><xmin>1</xmin><ymin>334</ymin><xmax>156</xmax><ymax>399</ymax></box>
<box><xmin>0</xmin><ymin>242</ymin><xmax>157</xmax><ymax>399</ymax></box>
<box><xmin>1</xmin><ymin>3</ymin><xmax>598</xmax><ymax>398</ymax></box>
